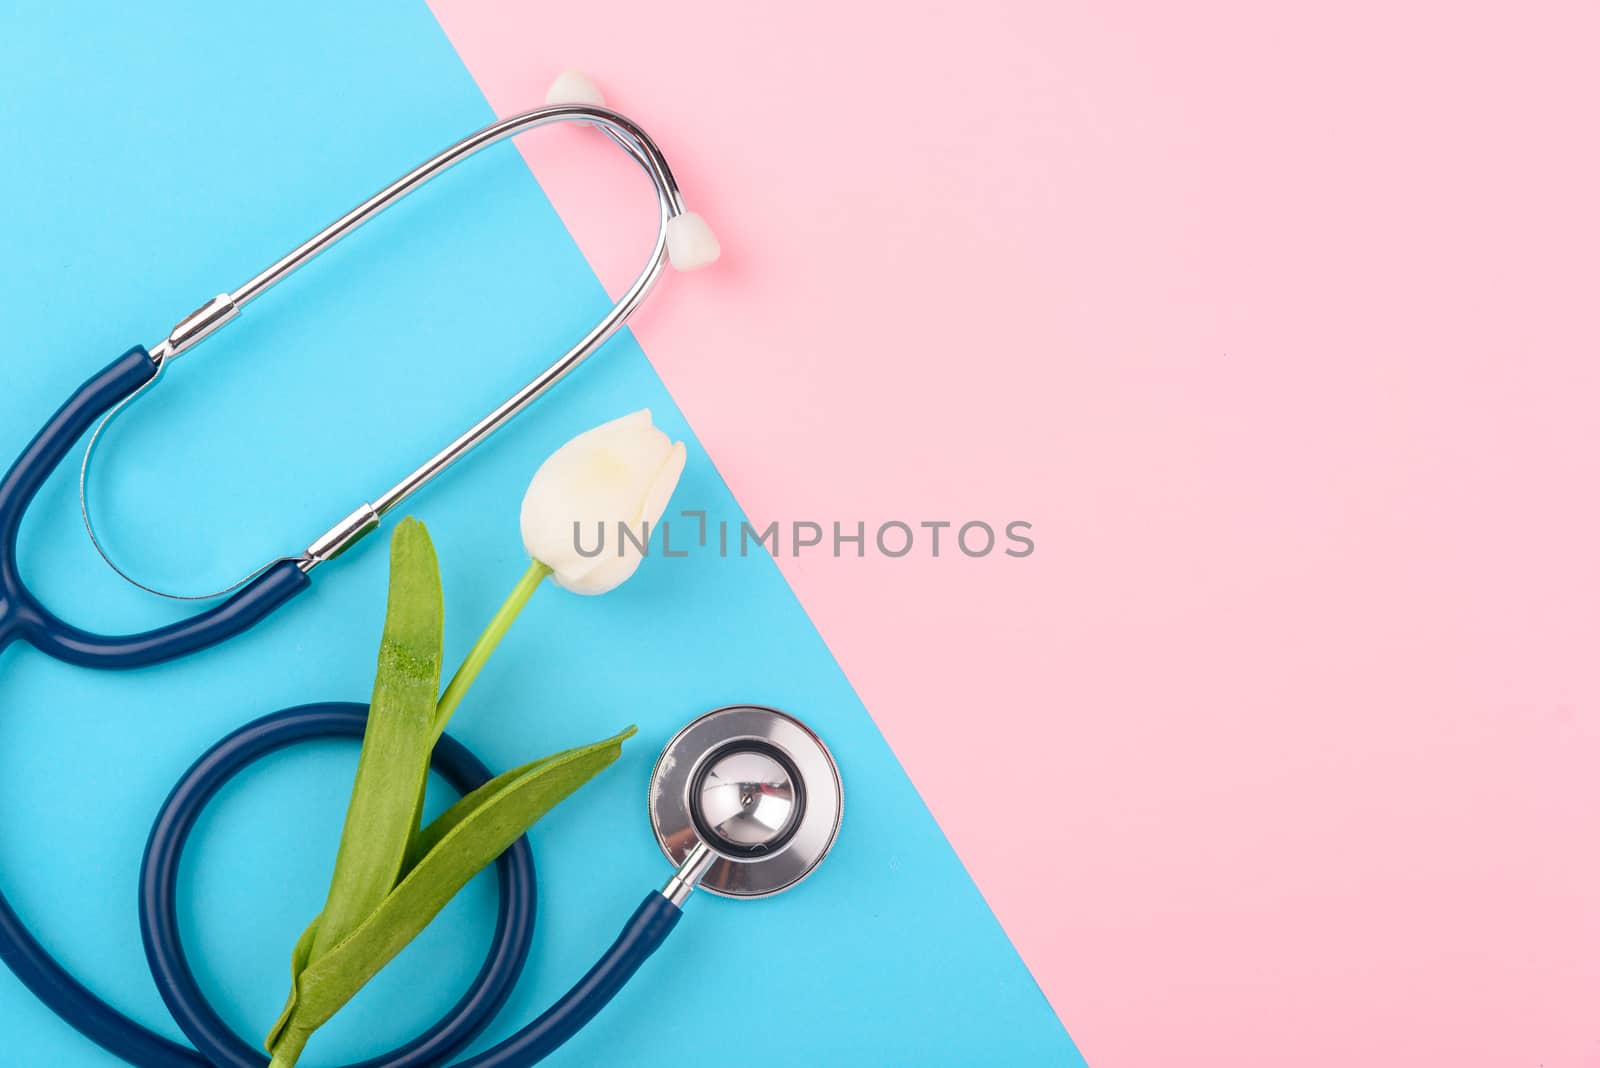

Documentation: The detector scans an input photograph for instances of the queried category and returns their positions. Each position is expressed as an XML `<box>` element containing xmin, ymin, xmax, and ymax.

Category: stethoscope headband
<box><xmin>78</xmin><ymin>71</ymin><xmax>720</xmax><ymax>603</ymax></box>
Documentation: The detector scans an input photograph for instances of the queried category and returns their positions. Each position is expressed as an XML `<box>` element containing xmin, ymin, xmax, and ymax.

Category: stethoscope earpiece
<box><xmin>650</xmin><ymin>705</ymin><xmax>843</xmax><ymax>901</ymax></box>
<box><xmin>545</xmin><ymin>69</ymin><xmax>607</xmax><ymax>108</ymax></box>
<box><xmin>543</xmin><ymin>68</ymin><xmax>721</xmax><ymax>272</ymax></box>
<box><xmin>664</xmin><ymin>212</ymin><xmax>722</xmax><ymax>271</ymax></box>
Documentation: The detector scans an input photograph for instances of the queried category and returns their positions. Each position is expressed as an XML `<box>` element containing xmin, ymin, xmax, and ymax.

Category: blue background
<box><xmin>0</xmin><ymin>2</ymin><xmax>1082</xmax><ymax>1064</ymax></box>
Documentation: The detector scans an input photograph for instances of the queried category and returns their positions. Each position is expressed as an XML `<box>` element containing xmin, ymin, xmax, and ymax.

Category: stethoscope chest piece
<box><xmin>650</xmin><ymin>705</ymin><xmax>843</xmax><ymax>898</ymax></box>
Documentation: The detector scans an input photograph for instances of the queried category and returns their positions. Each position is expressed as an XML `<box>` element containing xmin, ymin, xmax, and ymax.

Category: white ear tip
<box><xmin>545</xmin><ymin>69</ymin><xmax>605</xmax><ymax>107</ymax></box>
<box><xmin>666</xmin><ymin>212</ymin><xmax>721</xmax><ymax>271</ymax></box>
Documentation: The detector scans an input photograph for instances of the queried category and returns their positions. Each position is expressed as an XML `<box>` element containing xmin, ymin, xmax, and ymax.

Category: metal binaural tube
<box><xmin>85</xmin><ymin>98</ymin><xmax>701</xmax><ymax>598</ymax></box>
<box><xmin>293</xmin><ymin>106</ymin><xmax>685</xmax><ymax>565</ymax></box>
<box><xmin>215</xmin><ymin>104</ymin><xmax>691</xmax><ymax>570</ymax></box>
<box><xmin>364</xmin><ymin>168</ymin><xmax>671</xmax><ymax>523</ymax></box>
<box><xmin>232</xmin><ymin>105</ymin><xmax>683</xmax><ymax>313</ymax></box>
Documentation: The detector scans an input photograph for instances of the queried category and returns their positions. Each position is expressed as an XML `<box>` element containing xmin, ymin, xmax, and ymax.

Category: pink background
<box><xmin>430</xmin><ymin>2</ymin><xmax>1600</xmax><ymax>1064</ymax></box>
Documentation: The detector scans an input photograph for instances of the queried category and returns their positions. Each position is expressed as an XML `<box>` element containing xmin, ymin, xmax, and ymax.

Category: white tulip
<box><xmin>519</xmin><ymin>410</ymin><xmax>687</xmax><ymax>595</ymax></box>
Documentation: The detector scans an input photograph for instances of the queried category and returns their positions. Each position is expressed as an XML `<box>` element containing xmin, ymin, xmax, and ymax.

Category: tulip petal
<box><xmin>635</xmin><ymin>440</ymin><xmax>687</xmax><ymax>531</ymax></box>
<box><xmin>519</xmin><ymin>410</ymin><xmax>687</xmax><ymax>595</ymax></box>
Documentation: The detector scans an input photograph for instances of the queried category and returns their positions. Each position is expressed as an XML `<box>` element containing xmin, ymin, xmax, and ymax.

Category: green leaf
<box><xmin>314</xmin><ymin>517</ymin><xmax>444</xmax><ymax>952</ymax></box>
<box><xmin>263</xmin><ymin>915</ymin><xmax>318</xmax><ymax>1051</ymax></box>
<box><xmin>266</xmin><ymin>519</ymin><xmax>442</xmax><ymax>1060</ymax></box>
<box><xmin>399</xmin><ymin>752</ymin><xmax>561</xmax><ymax>873</ymax></box>
<box><xmin>276</xmin><ymin>727</ymin><xmax>633</xmax><ymax>1040</ymax></box>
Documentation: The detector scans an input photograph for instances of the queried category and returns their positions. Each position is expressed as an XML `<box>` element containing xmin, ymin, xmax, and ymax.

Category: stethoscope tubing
<box><xmin>0</xmin><ymin>348</ymin><xmax>311</xmax><ymax>669</ymax></box>
<box><xmin>140</xmin><ymin>703</ymin><xmax>537</xmax><ymax>1068</ymax></box>
<box><xmin>0</xmin><ymin>352</ymin><xmax>685</xmax><ymax>1065</ymax></box>
<box><xmin>138</xmin><ymin>702</ymin><xmax>684</xmax><ymax>1068</ymax></box>
<box><xmin>0</xmin><ymin>349</ymin><xmax>291</xmax><ymax>1066</ymax></box>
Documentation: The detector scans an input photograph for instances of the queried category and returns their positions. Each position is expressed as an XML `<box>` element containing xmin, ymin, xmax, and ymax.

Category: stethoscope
<box><xmin>0</xmin><ymin>74</ymin><xmax>844</xmax><ymax>1067</ymax></box>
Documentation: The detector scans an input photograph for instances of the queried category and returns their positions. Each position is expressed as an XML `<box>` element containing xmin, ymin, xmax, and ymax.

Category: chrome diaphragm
<box><xmin>649</xmin><ymin>705</ymin><xmax>843</xmax><ymax>898</ymax></box>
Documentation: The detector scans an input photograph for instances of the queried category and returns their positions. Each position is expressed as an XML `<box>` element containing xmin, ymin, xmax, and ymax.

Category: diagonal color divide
<box><xmin>428</xmin><ymin>1</ymin><xmax>1600</xmax><ymax>1066</ymax></box>
<box><xmin>0</xmin><ymin>2</ymin><xmax>1080</xmax><ymax>1065</ymax></box>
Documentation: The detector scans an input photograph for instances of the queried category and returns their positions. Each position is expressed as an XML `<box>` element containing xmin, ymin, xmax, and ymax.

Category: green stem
<box><xmin>432</xmin><ymin>559</ymin><xmax>549</xmax><ymax>739</ymax></box>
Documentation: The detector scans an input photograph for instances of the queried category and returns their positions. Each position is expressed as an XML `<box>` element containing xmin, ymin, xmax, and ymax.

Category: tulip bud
<box><xmin>519</xmin><ymin>410</ymin><xmax>687</xmax><ymax>594</ymax></box>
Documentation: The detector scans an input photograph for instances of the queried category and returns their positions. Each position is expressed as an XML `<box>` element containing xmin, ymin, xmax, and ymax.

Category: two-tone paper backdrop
<box><xmin>2</xmin><ymin>1</ymin><xmax>1596</xmax><ymax>1065</ymax></box>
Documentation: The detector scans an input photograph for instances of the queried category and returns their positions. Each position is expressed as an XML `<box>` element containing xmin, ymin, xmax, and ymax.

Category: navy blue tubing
<box><xmin>0</xmin><ymin>347</ymin><xmax>328</xmax><ymax>1067</ymax></box>
<box><xmin>1</xmin><ymin>351</ymin><xmax>684</xmax><ymax>1065</ymax></box>
<box><xmin>140</xmin><ymin>704</ymin><xmax>536</xmax><ymax>1068</ymax></box>
<box><xmin>0</xmin><ymin>348</ymin><xmax>311</xmax><ymax>668</ymax></box>
<box><xmin>141</xmin><ymin>703</ymin><xmax>685</xmax><ymax>1068</ymax></box>
<box><xmin>452</xmin><ymin>891</ymin><xmax>681</xmax><ymax>1068</ymax></box>
<box><xmin>142</xmin><ymin>700</ymin><xmax>681</xmax><ymax>1068</ymax></box>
